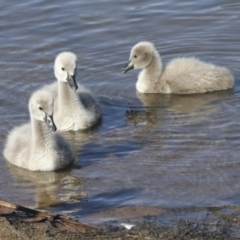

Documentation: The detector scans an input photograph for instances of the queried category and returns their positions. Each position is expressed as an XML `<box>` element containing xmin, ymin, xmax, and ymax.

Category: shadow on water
<box><xmin>74</xmin><ymin>98</ymin><xmax>145</xmax><ymax>168</ymax></box>
<box><xmin>78</xmin><ymin>140</ymin><xmax>144</xmax><ymax>168</ymax></box>
<box><xmin>98</xmin><ymin>96</ymin><xmax>128</xmax><ymax>131</ymax></box>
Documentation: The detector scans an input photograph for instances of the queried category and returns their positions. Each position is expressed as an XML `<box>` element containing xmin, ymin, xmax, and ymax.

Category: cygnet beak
<box><xmin>67</xmin><ymin>74</ymin><xmax>78</xmax><ymax>90</ymax></box>
<box><xmin>123</xmin><ymin>60</ymin><xmax>134</xmax><ymax>73</ymax></box>
<box><xmin>44</xmin><ymin>114</ymin><xmax>57</xmax><ymax>132</ymax></box>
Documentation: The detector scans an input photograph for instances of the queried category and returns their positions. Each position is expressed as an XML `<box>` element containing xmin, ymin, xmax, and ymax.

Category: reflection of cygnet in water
<box><xmin>124</xmin><ymin>41</ymin><xmax>234</xmax><ymax>94</ymax></box>
<box><xmin>59</xmin><ymin>129</ymin><xmax>96</xmax><ymax>165</ymax></box>
<box><xmin>7</xmin><ymin>163</ymin><xmax>85</xmax><ymax>209</ymax></box>
<box><xmin>42</xmin><ymin>52</ymin><xmax>101</xmax><ymax>131</ymax></box>
<box><xmin>128</xmin><ymin>90</ymin><xmax>233</xmax><ymax>126</ymax></box>
<box><xmin>3</xmin><ymin>90</ymin><xmax>74</xmax><ymax>171</ymax></box>
<box><xmin>126</xmin><ymin>105</ymin><xmax>160</xmax><ymax>126</ymax></box>
<box><xmin>137</xmin><ymin>90</ymin><xmax>233</xmax><ymax>113</ymax></box>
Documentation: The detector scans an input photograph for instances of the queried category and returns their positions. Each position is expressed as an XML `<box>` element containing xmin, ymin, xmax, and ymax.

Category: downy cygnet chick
<box><xmin>43</xmin><ymin>52</ymin><xmax>101</xmax><ymax>131</ymax></box>
<box><xmin>3</xmin><ymin>90</ymin><xmax>74</xmax><ymax>171</ymax></box>
<box><xmin>123</xmin><ymin>41</ymin><xmax>234</xmax><ymax>94</ymax></box>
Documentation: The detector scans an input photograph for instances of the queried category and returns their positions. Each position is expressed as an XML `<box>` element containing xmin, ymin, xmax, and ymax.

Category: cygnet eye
<box><xmin>38</xmin><ymin>107</ymin><xmax>43</xmax><ymax>111</ymax></box>
<box><xmin>134</xmin><ymin>55</ymin><xmax>137</xmax><ymax>58</ymax></box>
<box><xmin>61</xmin><ymin>67</ymin><xmax>65</xmax><ymax>71</ymax></box>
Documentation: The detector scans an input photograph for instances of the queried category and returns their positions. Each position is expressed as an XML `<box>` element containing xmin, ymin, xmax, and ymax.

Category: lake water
<box><xmin>0</xmin><ymin>0</ymin><xmax>240</xmax><ymax>226</ymax></box>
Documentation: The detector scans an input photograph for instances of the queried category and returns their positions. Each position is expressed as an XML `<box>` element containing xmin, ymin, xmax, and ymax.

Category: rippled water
<box><xmin>0</xmin><ymin>0</ymin><xmax>240</xmax><ymax>225</ymax></box>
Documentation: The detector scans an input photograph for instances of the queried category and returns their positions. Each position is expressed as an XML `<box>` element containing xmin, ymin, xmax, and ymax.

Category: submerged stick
<box><xmin>0</xmin><ymin>199</ymin><xmax>102</xmax><ymax>233</ymax></box>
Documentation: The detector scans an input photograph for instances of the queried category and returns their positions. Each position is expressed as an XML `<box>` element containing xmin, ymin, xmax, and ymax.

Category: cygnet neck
<box><xmin>144</xmin><ymin>51</ymin><xmax>163</xmax><ymax>82</ymax></box>
<box><xmin>57</xmin><ymin>80</ymin><xmax>83</xmax><ymax>114</ymax></box>
<box><xmin>136</xmin><ymin>51</ymin><xmax>163</xmax><ymax>93</ymax></box>
<box><xmin>30</xmin><ymin>115</ymin><xmax>53</xmax><ymax>151</ymax></box>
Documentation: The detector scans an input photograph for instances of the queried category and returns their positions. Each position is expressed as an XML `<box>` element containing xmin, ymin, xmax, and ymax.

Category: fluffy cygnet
<box><xmin>123</xmin><ymin>41</ymin><xmax>234</xmax><ymax>94</ymax></box>
<box><xmin>43</xmin><ymin>52</ymin><xmax>101</xmax><ymax>131</ymax></box>
<box><xmin>3</xmin><ymin>90</ymin><xmax>74</xmax><ymax>171</ymax></box>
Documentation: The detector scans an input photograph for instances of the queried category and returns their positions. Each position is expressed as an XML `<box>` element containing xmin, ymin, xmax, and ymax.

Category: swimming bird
<box><xmin>3</xmin><ymin>90</ymin><xmax>74</xmax><ymax>171</ymax></box>
<box><xmin>43</xmin><ymin>52</ymin><xmax>101</xmax><ymax>131</ymax></box>
<box><xmin>123</xmin><ymin>41</ymin><xmax>234</xmax><ymax>94</ymax></box>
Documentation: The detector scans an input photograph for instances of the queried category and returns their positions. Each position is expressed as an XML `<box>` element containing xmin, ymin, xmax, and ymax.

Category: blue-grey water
<box><xmin>0</xmin><ymin>0</ymin><xmax>240</xmax><ymax>226</ymax></box>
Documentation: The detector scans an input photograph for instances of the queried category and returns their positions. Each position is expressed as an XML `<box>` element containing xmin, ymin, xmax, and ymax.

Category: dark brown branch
<box><xmin>0</xmin><ymin>199</ymin><xmax>102</xmax><ymax>234</ymax></box>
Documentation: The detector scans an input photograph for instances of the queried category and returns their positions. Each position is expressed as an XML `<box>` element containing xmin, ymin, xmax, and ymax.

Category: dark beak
<box><xmin>44</xmin><ymin>114</ymin><xmax>57</xmax><ymax>132</ymax></box>
<box><xmin>123</xmin><ymin>60</ymin><xmax>134</xmax><ymax>73</ymax></box>
<box><xmin>67</xmin><ymin>74</ymin><xmax>78</xmax><ymax>90</ymax></box>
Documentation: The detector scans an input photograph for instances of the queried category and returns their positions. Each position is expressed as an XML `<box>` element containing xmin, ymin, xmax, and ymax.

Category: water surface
<box><xmin>0</xmin><ymin>0</ymin><xmax>240</xmax><ymax>226</ymax></box>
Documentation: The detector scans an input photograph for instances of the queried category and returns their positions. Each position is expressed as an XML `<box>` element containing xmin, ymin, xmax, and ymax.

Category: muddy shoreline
<box><xmin>1</xmin><ymin>200</ymin><xmax>240</xmax><ymax>239</ymax></box>
<box><xmin>0</xmin><ymin>216</ymin><xmax>238</xmax><ymax>240</ymax></box>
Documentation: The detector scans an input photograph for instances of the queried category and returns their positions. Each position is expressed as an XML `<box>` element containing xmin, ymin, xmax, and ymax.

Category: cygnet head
<box><xmin>29</xmin><ymin>90</ymin><xmax>56</xmax><ymax>131</ymax></box>
<box><xmin>123</xmin><ymin>41</ymin><xmax>156</xmax><ymax>73</ymax></box>
<box><xmin>54</xmin><ymin>52</ymin><xmax>78</xmax><ymax>90</ymax></box>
